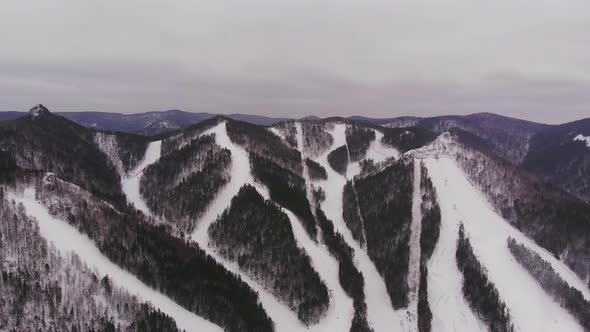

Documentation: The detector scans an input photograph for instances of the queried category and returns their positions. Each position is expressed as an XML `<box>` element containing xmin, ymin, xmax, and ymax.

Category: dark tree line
<box><xmin>456</xmin><ymin>225</ymin><xmax>514</xmax><ymax>332</ymax></box>
<box><xmin>141</xmin><ymin>134</ymin><xmax>232</xmax><ymax>233</ymax></box>
<box><xmin>37</xmin><ymin>176</ymin><xmax>274</xmax><ymax>332</ymax></box>
<box><xmin>380</xmin><ymin>127</ymin><xmax>437</xmax><ymax>153</ymax></box>
<box><xmin>353</xmin><ymin>158</ymin><xmax>414</xmax><ymax>309</ymax></box>
<box><xmin>315</xmin><ymin>208</ymin><xmax>373</xmax><ymax>332</ymax></box>
<box><xmin>208</xmin><ymin>185</ymin><xmax>330</xmax><ymax>325</ymax></box>
<box><xmin>301</xmin><ymin>122</ymin><xmax>334</xmax><ymax>158</ymax></box>
<box><xmin>345</xmin><ymin>126</ymin><xmax>375</xmax><ymax>162</ymax></box>
<box><xmin>342</xmin><ymin>181</ymin><xmax>365</xmax><ymax>247</ymax></box>
<box><xmin>250</xmin><ymin>153</ymin><xmax>317</xmax><ymax>240</ymax></box>
<box><xmin>0</xmin><ymin>150</ymin><xmax>18</xmax><ymax>183</ymax></box>
<box><xmin>507</xmin><ymin>238</ymin><xmax>590</xmax><ymax>329</ymax></box>
<box><xmin>305</xmin><ymin>158</ymin><xmax>327</xmax><ymax>180</ymax></box>
<box><xmin>112</xmin><ymin>132</ymin><xmax>150</xmax><ymax>174</ymax></box>
<box><xmin>417</xmin><ymin>163</ymin><xmax>441</xmax><ymax>332</ymax></box>
<box><xmin>227</xmin><ymin>118</ymin><xmax>303</xmax><ymax>175</ymax></box>
<box><xmin>327</xmin><ymin>145</ymin><xmax>349</xmax><ymax>176</ymax></box>
<box><xmin>0</xmin><ymin>195</ymin><xmax>180</xmax><ymax>332</ymax></box>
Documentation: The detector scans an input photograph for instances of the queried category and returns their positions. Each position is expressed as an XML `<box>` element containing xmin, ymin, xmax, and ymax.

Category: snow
<box><xmin>423</xmin><ymin>157</ymin><xmax>584</xmax><ymax>332</ymax></box>
<box><xmin>191</xmin><ymin>121</ymin><xmax>355</xmax><ymax>332</ymax></box>
<box><xmin>8</xmin><ymin>188</ymin><xmax>222</xmax><ymax>332</ymax></box>
<box><xmin>313</xmin><ymin>123</ymin><xmax>408</xmax><ymax>332</ymax></box>
<box><xmin>365</xmin><ymin>129</ymin><xmax>400</xmax><ymax>163</ymax></box>
<box><xmin>406</xmin><ymin>159</ymin><xmax>423</xmax><ymax>330</ymax></box>
<box><xmin>268</xmin><ymin>126</ymin><xmax>285</xmax><ymax>140</ymax></box>
<box><xmin>573</xmin><ymin>134</ymin><xmax>590</xmax><ymax>148</ymax></box>
<box><xmin>121</xmin><ymin>140</ymin><xmax>161</xmax><ymax>217</ymax></box>
<box><xmin>191</xmin><ymin>121</ymin><xmax>309</xmax><ymax>332</ymax></box>
<box><xmin>256</xmin><ymin>184</ymin><xmax>355</xmax><ymax>332</ymax></box>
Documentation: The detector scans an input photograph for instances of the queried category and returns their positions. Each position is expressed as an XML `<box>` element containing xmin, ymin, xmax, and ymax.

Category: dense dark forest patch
<box><xmin>141</xmin><ymin>134</ymin><xmax>231</xmax><ymax>233</ymax></box>
<box><xmin>301</xmin><ymin>122</ymin><xmax>334</xmax><ymax>158</ymax></box>
<box><xmin>315</xmin><ymin>208</ymin><xmax>373</xmax><ymax>332</ymax></box>
<box><xmin>456</xmin><ymin>225</ymin><xmax>513</xmax><ymax>332</ymax></box>
<box><xmin>0</xmin><ymin>108</ymin><xmax>124</xmax><ymax>207</ymax></box>
<box><xmin>227</xmin><ymin>119</ymin><xmax>303</xmax><ymax>175</ymax></box>
<box><xmin>327</xmin><ymin>145</ymin><xmax>349</xmax><ymax>176</ymax></box>
<box><xmin>305</xmin><ymin>158</ymin><xmax>327</xmax><ymax>180</ymax></box>
<box><xmin>507</xmin><ymin>238</ymin><xmax>590</xmax><ymax>329</ymax></box>
<box><xmin>0</xmin><ymin>150</ymin><xmax>18</xmax><ymax>183</ymax></box>
<box><xmin>37</xmin><ymin>176</ymin><xmax>273</xmax><ymax>332</ymax></box>
<box><xmin>342</xmin><ymin>181</ymin><xmax>365</xmax><ymax>247</ymax></box>
<box><xmin>250</xmin><ymin>153</ymin><xmax>317</xmax><ymax>239</ymax></box>
<box><xmin>380</xmin><ymin>127</ymin><xmax>437</xmax><ymax>153</ymax></box>
<box><xmin>450</xmin><ymin>129</ymin><xmax>590</xmax><ymax>282</ymax></box>
<box><xmin>417</xmin><ymin>163</ymin><xmax>441</xmax><ymax>332</ymax></box>
<box><xmin>113</xmin><ymin>132</ymin><xmax>150</xmax><ymax>173</ymax></box>
<box><xmin>346</xmin><ymin>126</ymin><xmax>375</xmax><ymax>162</ymax></box>
<box><xmin>209</xmin><ymin>185</ymin><xmax>329</xmax><ymax>325</ymax></box>
<box><xmin>353</xmin><ymin>159</ymin><xmax>414</xmax><ymax>309</ymax></box>
<box><xmin>0</xmin><ymin>195</ymin><xmax>179</xmax><ymax>332</ymax></box>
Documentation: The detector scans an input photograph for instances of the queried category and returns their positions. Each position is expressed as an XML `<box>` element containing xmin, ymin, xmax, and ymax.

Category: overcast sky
<box><xmin>1</xmin><ymin>0</ymin><xmax>589</xmax><ymax>123</ymax></box>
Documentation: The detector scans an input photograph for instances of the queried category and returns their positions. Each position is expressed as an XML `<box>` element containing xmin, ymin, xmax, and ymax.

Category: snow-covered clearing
<box><xmin>121</xmin><ymin>140</ymin><xmax>161</xmax><ymax>217</ymax></box>
<box><xmin>192</xmin><ymin>121</ymin><xmax>352</xmax><ymax>332</ymax></box>
<box><xmin>574</xmin><ymin>134</ymin><xmax>590</xmax><ymax>148</ymax></box>
<box><xmin>365</xmin><ymin>129</ymin><xmax>400</xmax><ymax>163</ymax></box>
<box><xmin>8</xmin><ymin>188</ymin><xmax>222</xmax><ymax>332</ymax></box>
<box><xmin>406</xmin><ymin>159</ymin><xmax>423</xmax><ymax>330</ymax></box>
<box><xmin>424</xmin><ymin>157</ymin><xmax>584</xmax><ymax>332</ymax></box>
<box><xmin>313</xmin><ymin>123</ymin><xmax>407</xmax><ymax>332</ymax></box>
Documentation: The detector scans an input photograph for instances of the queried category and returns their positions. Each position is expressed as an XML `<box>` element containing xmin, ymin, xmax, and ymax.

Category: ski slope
<box><xmin>424</xmin><ymin>157</ymin><xmax>584</xmax><ymax>332</ymax></box>
<box><xmin>191</xmin><ymin>121</ymin><xmax>326</xmax><ymax>332</ymax></box>
<box><xmin>121</xmin><ymin>140</ymin><xmax>161</xmax><ymax>217</ymax></box>
<box><xmin>406</xmin><ymin>159</ymin><xmax>423</xmax><ymax>330</ymax></box>
<box><xmin>365</xmin><ymin>129</ymin><xmax>400</xmax><ymax>163</ymax></box>
<box><xmin>8</xmin><ymin>188</ymin><xmax>222</xmax><ymax>332</ymax></box>
<box><xmin>312</xmin><ymin>123</ymin><xmax>408</xmax><ymax>332</ymax></box>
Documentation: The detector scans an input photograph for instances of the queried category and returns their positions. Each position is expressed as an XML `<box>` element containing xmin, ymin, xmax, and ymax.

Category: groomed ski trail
<box><xmin>313</xmin><ymin>123</ymin><xmax>408</xmax><ymax>332</ymax></box>
<box><xmin>424</xmin><ymin>157</ymin><xmax>584</xmax><ymax>332</ymax></box>
<box><xmin>8</xmin><ymin>188</ymin><xmax>222</xmax><ymax>332</ymax></box>
<box><xmin>192</xmin><ymin>121</ymin><xmax>353</xmax><ymax>332</ymax></box>
<box><xmin>121</xmin><ymin>140</ymin><xmax>162</xmax><ymax>217</ymax></box>
<box><xmin>365</xmin><ymin>129</ymin><xmax>400</xmax><ymax>163</ymax></box>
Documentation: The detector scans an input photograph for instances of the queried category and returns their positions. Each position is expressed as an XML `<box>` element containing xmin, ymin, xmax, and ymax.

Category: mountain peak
<box><xmin>28</xmin><ymin>104</ymin><xmax>51</xmax><ymax>119</ymax></box>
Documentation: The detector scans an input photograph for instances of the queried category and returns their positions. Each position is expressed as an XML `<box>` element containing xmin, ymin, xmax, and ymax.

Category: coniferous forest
<box><xmin>208</xmin><ymin>185</ymin><xmax>329</xmax><ymax>325</ymax></box>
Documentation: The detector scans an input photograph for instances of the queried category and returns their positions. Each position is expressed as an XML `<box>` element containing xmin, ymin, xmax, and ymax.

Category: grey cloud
<box><xmin>1</xmin><ymin>0</ymin><xmax>589</xmax><ymax>123</ymax></box>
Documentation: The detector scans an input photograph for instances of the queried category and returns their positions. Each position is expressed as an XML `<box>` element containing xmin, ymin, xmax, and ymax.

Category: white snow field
<box><xmin>574</xmin><ymin>133</ymin><xmax>590</xmax><ymax>148</ymax></box>
<box><xmin>191</xmin><ymin>121</ymin><xmax>354</xmax><ymax>332</ymax></box>
<box><xmin>424</xmin><ymin>157</ymin><xmax>584</xmax><ymax>332</ymax></box>
<box><xmin>312</xmin><ymin>123</ymin><xmax>409</xmax><ymax>332</ymax></box>
<box><xmin>121</xmin><ymin>140</ymin><xmax>162</xmax><ymax>217</ymax></box>
<box><xmin>8</xmin><ymin>188</ymin><xmax>222</xmax><ymax>332</ymax></box>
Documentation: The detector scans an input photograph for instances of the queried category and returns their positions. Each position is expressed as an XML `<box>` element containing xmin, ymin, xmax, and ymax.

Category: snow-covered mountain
<box><xmin>1</xmin><ymin>105</ymin><xmax>589</xmax><ymax>332</ymax></box>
